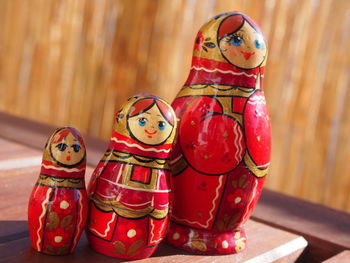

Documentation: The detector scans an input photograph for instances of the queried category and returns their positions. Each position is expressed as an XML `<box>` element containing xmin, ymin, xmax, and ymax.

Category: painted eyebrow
<box><xmin>143</xmin><ymin>112</ymin><xmax>151</xmax><ymax>115</ymax></box>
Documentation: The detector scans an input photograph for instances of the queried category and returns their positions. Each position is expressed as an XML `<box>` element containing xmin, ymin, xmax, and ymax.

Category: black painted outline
<box><xmin>177</xmin><ymin>97</ymin><xmax>245</xmax><ymax>177</ymax></box>
<box><xmin>217</xmin><ymin>14</ymin><xmax>267</xmax><ymax>71</ymax></box>
<box><xmin>129</xmin><ymin>166</ymin><xmax>152</xmax><ymax>185</ymax></box>
<box><xmin>48</xmin><ymin>127</ymin><xmax>86</xmax><ymax>169</ymax></box>
<box><xmin>126</xmin><ymin>97</ymin><xmax>175</xmax><ymax>147</ymax></box>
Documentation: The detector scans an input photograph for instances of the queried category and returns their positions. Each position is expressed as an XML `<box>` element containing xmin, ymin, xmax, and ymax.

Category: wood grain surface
<box><xmin>252</xmin><ymin>190</ymin><xmax>350</xmax><ymax>262</ymax></box>
<box><xmin>0</xmin><ymin>0</ymin><xmax>349</xmax><ymax>213</ymax></box>
<box><xmin>323</xmin><ymin>250</ymin><xmax>350</xmax><ymax>263</ymax></box>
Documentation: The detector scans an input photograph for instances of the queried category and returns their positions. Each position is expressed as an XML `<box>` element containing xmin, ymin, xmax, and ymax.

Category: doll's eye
<box><xmin>158</xmin><ymin>121</ymin><xmax>166</xmax><ymax>131</ymax></box>
<box><xmin>230</xmin><ymin>35</ymin><xmax>243</xmax><ymax>46</ymax></box>
<box><xmin>56</xmin><ymin>143</ymin><xmax>68</xmax><ymax>151</ymax></box>
<box><xmin>255</xmin><ymin>39</ymin><xmax>263</xmax><ymax>49</ymax></box>
<box><xmin>138</xmin><ymin>117</ymin><xmax>147</xmax><ymax>127</ymax></box>
<box><xmin>72</xmin><ymin>144</ymin><xmax>81</xmax><ymax>153</ymax></box>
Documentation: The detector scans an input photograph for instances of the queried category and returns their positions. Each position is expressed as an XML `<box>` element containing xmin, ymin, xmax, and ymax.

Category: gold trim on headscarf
<box><xmin>42</xmin><ymin>127</ymin><xmax>62</xmax><ymax>162</ymax></box>
<box><xmin>41</xmin><ymin>127</ymin><xmax>87</xmax><ymax>166</ymax></box>
<box><xmin>193</xmin><ymin>14</ymin><xmax>230</xmax><ymax>63</ymax></box>
<box><xmin>192</xmin><ymin>13</ymin><xmax>268</xmax><ymax>66</ymax></box>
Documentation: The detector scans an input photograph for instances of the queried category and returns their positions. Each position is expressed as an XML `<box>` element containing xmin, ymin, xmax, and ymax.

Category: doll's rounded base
<box><xmin>86</xmin><ymin>230</ymin><xmax>157</xmax><ymax>260</ymax></box>
<box><xmin>166</xmin><ymin>221</ymin><xmax>247</xmax><ymax>255</ymax></box>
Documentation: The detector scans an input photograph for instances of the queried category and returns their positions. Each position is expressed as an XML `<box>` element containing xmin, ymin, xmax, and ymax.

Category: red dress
<box><xmin>86</xmin><ymin>95</ymin><xmax>176</xmax><ymax>260</ymax></box>
<box><xmin>166</xmin><ymin>12</ymin><xmax>271</xmax><ymax>254</ymax></box>
<box><xmin>28</xmin><ymin>128</ymin><xmax>88</xmax><ymax>255</ymax></box>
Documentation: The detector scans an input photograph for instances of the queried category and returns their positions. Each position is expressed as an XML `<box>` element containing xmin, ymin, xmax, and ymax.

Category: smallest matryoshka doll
<box><xmin>86</xmin><ymin>94</ymin><xmax>177</xmax><ymax>260</ymax></box>
<box><xmin>28</xmin><ymin>127</ymin><xmax>88</xmax><ymax>255</ymax></box>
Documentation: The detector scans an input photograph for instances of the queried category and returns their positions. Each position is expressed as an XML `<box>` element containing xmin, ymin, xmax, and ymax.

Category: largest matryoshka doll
<box><xmin>86</xmin><ymin>95</ymin><xmax>176</xmax><ymax>260</ymax></box>
<box><xmin>166</xmin><ymin>12</ymin><xmax>271</xmax><ymax>254</ymax></box>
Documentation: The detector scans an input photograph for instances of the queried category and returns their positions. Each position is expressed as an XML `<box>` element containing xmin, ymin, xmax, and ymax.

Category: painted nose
<box><xmin>246</xmin><ymin>42</ymin><xmax>254</xmax><ymax>50</ymax></box>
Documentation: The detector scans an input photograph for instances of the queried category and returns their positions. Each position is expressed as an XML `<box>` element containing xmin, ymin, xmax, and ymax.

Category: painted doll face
<box><xmin>219</xmin><ymin>21</ymin><xmax>267</xmax><ymax>69</ymax></box>
<box><xmin>128</xmin><ymin>104</ymin><xmax>173</xmax><ymax>146</ymax></box>
<box><xmin>50</xmin><ymin>132</ymin><xmax>85</xmax><ymax>166</ymax></box>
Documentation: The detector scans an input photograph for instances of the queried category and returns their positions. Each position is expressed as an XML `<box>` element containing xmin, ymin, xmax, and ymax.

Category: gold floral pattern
<box><xmin>234</xmin><ymin>232</ymin><xmax>246</xmax><ymax>252</ymax></box>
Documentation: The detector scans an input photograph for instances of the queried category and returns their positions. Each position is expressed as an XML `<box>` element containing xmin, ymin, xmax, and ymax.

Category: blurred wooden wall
<box><xmin>0</xmin><ymin>0</ymin><xmax>349</xmax><ymax>212</ymax></box>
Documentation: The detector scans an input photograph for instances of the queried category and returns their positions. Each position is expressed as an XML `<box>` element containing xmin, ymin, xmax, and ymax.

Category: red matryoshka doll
<box><xmin>28</xmin><ymin>127</ymin><xmax>88</xmax><ymax>255</ymax></box>
<box><xmin>166</xmin><ymin>12</ymin><xmax>271</xmax><ymax>254</ymax></box>
<box><xmin>86</xmin><ymin>95</ymin><xmax>176</xmax><ymax>260</ymax></box>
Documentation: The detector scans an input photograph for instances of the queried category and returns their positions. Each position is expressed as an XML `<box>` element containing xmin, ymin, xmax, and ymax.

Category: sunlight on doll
<box><xmin>218</xmin><ymin>15</ymin><xmax>267</xmax><ymax>69</ymax></box>
<box><xmin>166</xmin><ymin>12</ymin><xmax>271</xmax><ymax>255</ymax></box>
<box><xmin>86</xmin><ymin>95</ymin><xmax>176</xmax><ymax>260</ymax></box>
<box><xmin>28</xmin><ymin>127</ymin><xmax>87</xmax><ymax>255</ymax></box>
<box><xmin>128</xmin><ymin>100</ymin><xmax>174</xmax><ymax>145</ymax></box>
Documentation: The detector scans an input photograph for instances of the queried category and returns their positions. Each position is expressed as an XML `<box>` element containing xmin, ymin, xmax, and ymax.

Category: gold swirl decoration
<box><xmin>244</xmin><ymin>154</ymin><xmax>269</xmax><ymax>178</ymax></box>
<box><xmin>102</xmin><ymin>150</ymin><xmax>169</xmax><ymax>170</ymax></box>
<box><xmin>91</xmin><ymin>196</ymin><xmax>168</xmax><ymax>220</ymax></box>
<box><xmin>177</xmin><ymin>84</ymin><xmax>254</xmax><ymax>98</ymax></box>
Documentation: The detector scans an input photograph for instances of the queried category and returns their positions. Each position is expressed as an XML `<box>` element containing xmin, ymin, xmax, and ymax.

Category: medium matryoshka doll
<box><xmin>166</xmin><ymin>12</ymin><xmax>271</xmax><ymax>254</ymax></box>
<box><xmin>28</xmin><ymin>127</ymin><xmax>88</xmax><ymax>255</ymax></box>
<box><xmin>86</xmin><ymin>94</ymin><xmax>176</xmax><ymax>260</ymax></box>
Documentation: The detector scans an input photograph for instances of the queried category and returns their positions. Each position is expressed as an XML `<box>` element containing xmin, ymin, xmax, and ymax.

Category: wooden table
<box><xmin>1</xmin><ymin>112</ymin><xmax>349</xmax><ymax>262</ymax></box>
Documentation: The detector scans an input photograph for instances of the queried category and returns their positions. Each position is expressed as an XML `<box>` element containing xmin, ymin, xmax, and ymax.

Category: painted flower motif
<box><xmin>45</xmin><ymin>227</ymin><xmax>71</xmax><ymax>248</ymax></box>
<box><xmin>118</xmin><ymin>222</ymin><xmax>142</xmax><ymax>242</ymax></box>
<box><xmin>216</xmin><ymin>213</ymin><xmax>240</xmax><ymax>232</ymax></box>
<box><xmin>214</xmin><ymin>235</ymin><xmax>230</xmax><ymax>253</ymax></box>
<box><xmin>187</xmin><ymin>231</ymin><xmax>207</xmax><ymax>252</ymax></box>
<box><xmin>234</xmin><ymin>232</ymin><xmax>246</xmax><ymax>252</ymax></box>
<box><xmin>116</xmin><ymin>110</ymin><xmax>124</xmax><ymax>122</ymax></box>
<box><xmin>194</xmin><ymin>32</ymin><xmax>204</xmax><ymax>50</ymax></box>
<box><xmin>194</xmin><ymin>31</ymin><xmax>217</xmax><ymax>52</ymax></box>
<box><xmin>51</xmin><ymin>198</ymin><xmax>76</xmax><ymax>217</ymax></box>
<box><xmin>168</xmin><ymin>227</ymin><xmax>187</xmax><ymax>247</ymax></box>
<box><xmin>227</xmin><ymin>188</ymin><xmax>245</xmax><ymax>208</ymax></box>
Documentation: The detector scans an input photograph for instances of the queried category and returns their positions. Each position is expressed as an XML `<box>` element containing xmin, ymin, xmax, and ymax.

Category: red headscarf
<box><xmin>185</xmin><ymin>12</ymin><xmax>266</xmax><ymax>89</ymax></box>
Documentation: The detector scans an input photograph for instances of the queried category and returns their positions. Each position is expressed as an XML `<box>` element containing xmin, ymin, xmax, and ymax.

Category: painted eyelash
<box><xmin>225</xmin><ymin>32</ymin><xmax>244</xmax><ymax>42</ymax></box>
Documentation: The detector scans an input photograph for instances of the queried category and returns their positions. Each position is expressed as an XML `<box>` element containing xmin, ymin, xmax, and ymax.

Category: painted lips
<box><xmin>145</xmin><ymin>129</ymin><xmax>157</xmax><ymax>138</ymax></box>
<box><xmin>241</xmin><ymin>51</ymin><xmax>255</xmax><ymax>60</ymax></box>
<box><xmin>66</xmin><ymin>156</ymin><xmax>71</xmax><ymax>161</ymax></box>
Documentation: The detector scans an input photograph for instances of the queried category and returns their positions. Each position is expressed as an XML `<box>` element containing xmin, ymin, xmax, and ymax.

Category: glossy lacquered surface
<box><xmin>86</xmin><ymin>95</ymin><xmax>176</xmax><ymax>260</ymax></box>
<box><xmin>166</xmin><ymin>12</ymin><xmax>271</xmax><ymax>254</ymax></box>
<box><xmin>28</xmin><ymin>127</ymin><xmax>88</xmax><ymax>255</ymax></box>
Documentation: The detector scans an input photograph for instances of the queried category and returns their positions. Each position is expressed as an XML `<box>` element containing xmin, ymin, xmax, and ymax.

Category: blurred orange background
<box><xmin>0</xmin><ymin>0</ymin><xmax>349</xmax><ymax>212</ymax></box>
